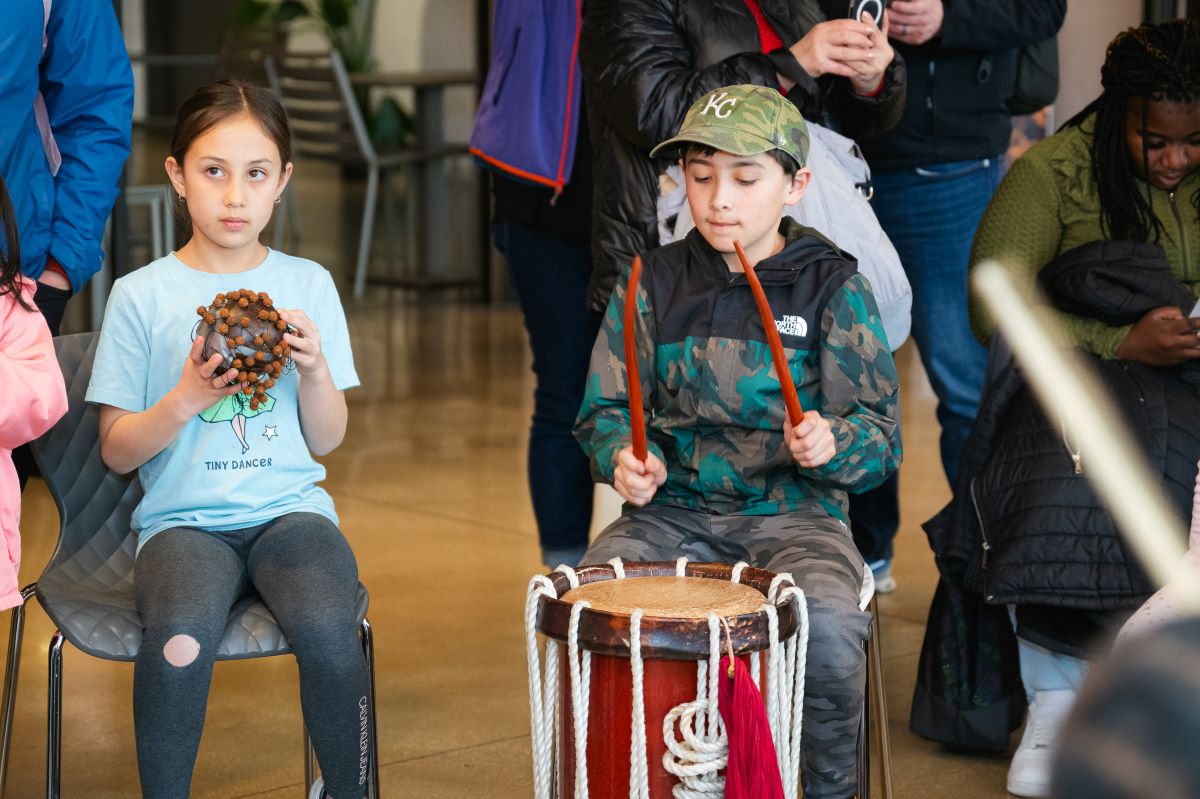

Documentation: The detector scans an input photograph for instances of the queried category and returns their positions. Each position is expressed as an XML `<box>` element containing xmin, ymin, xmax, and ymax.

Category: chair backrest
<box><xmin>263</xmin><ymin>49</ymin><xmax>376</xmax><ymax>164</ymax></box>
<box><xmin>29</xmin><ymin>333</ymin><xmax>140</xmax><ymax>598</ymax></box>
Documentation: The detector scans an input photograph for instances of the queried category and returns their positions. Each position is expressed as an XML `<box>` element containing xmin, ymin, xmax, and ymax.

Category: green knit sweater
<box><xmin>969</xmin><ymin>114</ymin><xmax>1200</xmax><ymax>358</ymax></box>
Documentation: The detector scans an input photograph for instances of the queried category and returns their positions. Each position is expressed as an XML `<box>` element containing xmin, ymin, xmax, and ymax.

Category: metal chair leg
<box><xmin>361</xmin><ymin>618</ymin><xmax>379</xmax><ymax>799</ymax></box>
<box><xmin>0</xmin><ymin>584</ymin><xmax>36</xmax><ymax>797</ymax></box>
<box><xmin>354</xmin><ymin>167</ymin><xmax>381</xmax><ymax>300</ymax></box>
<box><xmin>303</xmin><ymin>725</ymin><xmax>318</xmax><ymax>796</ymax></box>
<box><xmin>867</xmin><ymin>595</ymin><xmax>894</xmax><ymax>799</ymax></box>
<box><xmin>859</xmin><ymin>637</ymin><xmax>871</xmax><ymax>799</ymax></box>
<box><xmin>285</xmin><ymin>185</ymin><xmax>302</xmax><ymax>251</ymax></box>
<box><xmin>46</xmin><ymin>632</ymin><xmax>64</xmax><ymax>799</ymax></box>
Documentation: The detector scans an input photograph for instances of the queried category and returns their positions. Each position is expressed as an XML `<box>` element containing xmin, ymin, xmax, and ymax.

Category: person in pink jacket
<box><xmin>0</xmin><ymin>175</ymin><xmax>67</xmax><ymax>610</ymax></box>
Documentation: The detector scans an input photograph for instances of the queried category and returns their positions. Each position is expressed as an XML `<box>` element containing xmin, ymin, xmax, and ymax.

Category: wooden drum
<box><xmin>524</xmin><ymin>559</ymin><xmax>807</xmax><ymax>799</ymax></box>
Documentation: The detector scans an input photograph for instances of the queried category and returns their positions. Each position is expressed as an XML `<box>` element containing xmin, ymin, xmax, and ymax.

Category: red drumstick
<box><xmin>623</xmin><ymin>256</ymin><xmax>649</xmax><ymax>461</ymax></box>
<box><xmin>733</xmin><ymin>241</ymin><xmax>803</xmax><ymax>427</ymax></box>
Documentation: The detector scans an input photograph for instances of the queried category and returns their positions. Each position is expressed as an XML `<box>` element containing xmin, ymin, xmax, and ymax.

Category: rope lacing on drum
<box><xmin>660</xmin><ymin>613</ymin><xmax>727</xmax><ymax>797</ymax></box>
<box><xmin>568</xmin><ymin>599</ymin><xmax>593</xmax><ymax>798</ymax></box>
<box><xmin>526</xmin><ymin>562</ymin><xmax>810</xmax><ymax>799</ymax></box>
<box><xmin>524</xmin><ymin>574</ymin><xmax>559</xmax><ymax>799</ymax></box>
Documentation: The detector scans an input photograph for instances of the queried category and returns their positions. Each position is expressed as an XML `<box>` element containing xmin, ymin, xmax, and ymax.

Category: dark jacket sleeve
<box><xmin>940</xmin><ymin>0</ymin><xmax>1067</xmax><ymax>51</ymax></box>
<box><xmin>824</xmin><ymin>55</ymin><xmax>907</xmax><ymax>142</ymax></box>
<box><xmin>41</xmin><ymin>0</ymin><xmax>134</xmax><ymax>291</ymax></box>
<box><xmin>580</xmin><ymin>0</ymin><xmax>783</xmax><ymax>153</ymax></box>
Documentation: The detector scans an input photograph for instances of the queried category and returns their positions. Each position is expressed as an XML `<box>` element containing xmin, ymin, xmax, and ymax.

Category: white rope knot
<box><xmin>608</xmin><ymin>557</ymin><xmax>627</xmax><ymax>580</ymax></box>
<box><xmin>675</xmin><ymin>556</ymin><xmax>689</xmax><ymax>576</ymax></box>
<box><xmin>661</xmin><ymin>614</ymin><xmax>726</xmax><ymax>798</ymax></box>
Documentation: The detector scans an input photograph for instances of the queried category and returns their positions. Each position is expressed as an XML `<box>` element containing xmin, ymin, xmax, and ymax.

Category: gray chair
<box><xmin>0</xmin><ymin>333</ymin><xmax>379</xmax><ymax>798</ymax></box>
<box><xmin>263</xmin><ymin>50</ymin><xmax>416</xmax><ymax>300</ymax></box>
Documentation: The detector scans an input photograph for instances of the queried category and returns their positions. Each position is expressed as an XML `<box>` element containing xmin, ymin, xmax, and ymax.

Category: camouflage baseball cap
<box><xmin>649</xmin><ymin>84</ymin><xmax>809</xmax><ymax>167</ymax></box>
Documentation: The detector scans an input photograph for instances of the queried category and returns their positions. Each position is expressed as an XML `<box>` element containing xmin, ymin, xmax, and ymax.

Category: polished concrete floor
<box><xmin>5</xmin><ymin>159</ymin><xmax>1021</xmax><ymax>797</ymax></box>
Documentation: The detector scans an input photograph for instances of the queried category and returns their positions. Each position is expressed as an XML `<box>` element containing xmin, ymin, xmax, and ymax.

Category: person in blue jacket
<box><xmin>0</xmin><ymin>0</ymin><xmax>133</xmax><ymax>335</ymax></box>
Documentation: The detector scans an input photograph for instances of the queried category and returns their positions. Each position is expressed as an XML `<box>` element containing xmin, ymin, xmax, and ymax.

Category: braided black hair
<box><xmin>0</xmin><ymin>174</ymin><xmax>33</xmax><ymax>313</ymax></box>
<box><xmin>1065</xmin><ymin>18</ymin><xmax>1200</xmax><ymax>242</ymax></box>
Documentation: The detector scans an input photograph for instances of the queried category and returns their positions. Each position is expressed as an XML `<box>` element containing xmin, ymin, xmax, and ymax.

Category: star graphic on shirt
<box><xmin>262</xmin><ymin>425</ymin><xmax>278</xmax><ymax>442</ymax></box>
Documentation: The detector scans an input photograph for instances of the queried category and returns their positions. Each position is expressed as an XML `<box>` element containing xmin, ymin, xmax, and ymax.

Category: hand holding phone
<box><xmin>849</xmin><ymin>0</ymin><xmax>884</xmax><ymax>25</ymax></box>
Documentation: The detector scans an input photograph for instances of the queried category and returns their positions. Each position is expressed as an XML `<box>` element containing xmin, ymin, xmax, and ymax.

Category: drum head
<box><xmin>536</xmin><ymin>561</ymin><xmax>801</xmax><ymax>660</ymax></box>
<box><xmin>563</xmin><ymin>576</ymin><xmax>763</xmax><ymax>619</ymax></box>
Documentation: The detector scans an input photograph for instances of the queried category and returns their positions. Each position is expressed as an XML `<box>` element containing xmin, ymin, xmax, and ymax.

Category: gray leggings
<box><xmin>134</xmin><ymin>512</ymin><xmax>370</xmax><ymax>799</ymax></box>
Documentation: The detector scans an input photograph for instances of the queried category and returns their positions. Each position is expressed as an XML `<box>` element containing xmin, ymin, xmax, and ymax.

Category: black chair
<box><xmin>0</xmin><ymin>332</ymin><xmax>380</xmax><ymax>798</ymax></box>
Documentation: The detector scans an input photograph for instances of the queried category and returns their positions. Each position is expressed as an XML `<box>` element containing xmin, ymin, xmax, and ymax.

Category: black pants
<box><xmin>847</xmin><ymin>472</ymin><xmax>899</xmax><ymax>563</ymax></box>
<box><xmin>13</xmin><ymin>281</ymin><xmax>71</xmax><ymax>488</ymax></box>
<box><xmin>134</xmin><ymin>513</ymin><xmax>371</xmax><ymax>798</ymax></box>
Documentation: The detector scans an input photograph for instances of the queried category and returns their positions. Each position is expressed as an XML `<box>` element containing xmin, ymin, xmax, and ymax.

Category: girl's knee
<box><xmin>162</xmin><ymin>634</ymin><xmax>201</xmax><ymax>667</ymax></box>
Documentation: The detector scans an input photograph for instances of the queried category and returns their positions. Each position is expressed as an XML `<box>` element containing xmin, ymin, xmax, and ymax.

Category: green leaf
<box><xmin>319</xmin><ymin>0</ymin><xmax>352</xmax><ymax>28</ymax></box>
<box><xmin>228</xmin><ymin>0</ymin><xmax>274</xmax><ymax>27</ymax></box>
<box><xmin>276</xmin><ymin>0</ymin><xmax>311</xmax><ymax>22</ymax></box>
<box><xmin>370</xmin><ymin>95</ymin><xmax>415</xmax><ymax>150</ymax></box>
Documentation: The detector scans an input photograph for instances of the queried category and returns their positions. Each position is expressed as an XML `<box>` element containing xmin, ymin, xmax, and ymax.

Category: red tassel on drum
<box><xmin>718</xmin><ymin>655</ymin><xmax>786</xmax><ymax>799</ymax></box>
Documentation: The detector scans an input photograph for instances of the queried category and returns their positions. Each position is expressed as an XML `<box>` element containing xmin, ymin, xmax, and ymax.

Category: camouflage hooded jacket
<box><xmin>575</xmin><ymin>218</ymin><xmax>902</xmax><ymax>522</ymax></box>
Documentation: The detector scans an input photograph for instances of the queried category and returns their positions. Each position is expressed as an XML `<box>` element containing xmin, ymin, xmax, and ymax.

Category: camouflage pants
<box><xmin>582</xmin><ymin>504</ymin><xmax>869</xmax><ymax>799</ymax></box>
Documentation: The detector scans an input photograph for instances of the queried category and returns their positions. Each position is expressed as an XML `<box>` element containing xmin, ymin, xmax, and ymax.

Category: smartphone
<box><xmin>849</xmin><ymin>0</ymin><xmax>885</xmax><ymax>25</ymax></box>
<box><xmin>1189</xmin><ymin>298</ymin><xmax>1200</xmax><ymax>318</ymax></box>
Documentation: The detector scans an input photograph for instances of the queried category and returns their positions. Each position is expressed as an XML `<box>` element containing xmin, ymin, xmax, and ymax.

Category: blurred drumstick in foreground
<box><xmin>623</xmin><ymin>256</ymin><xmax>648</xmax><ymax>461</ymax></box>
<box><xmin>734</xmin><ymin>240</ymin><xmax>803</xmax><ymax>426</ymax></box>
<box><xmin>973</xmin><ymin>260</ymin><xmax>1200</xmax><ymax>609</ymax></box>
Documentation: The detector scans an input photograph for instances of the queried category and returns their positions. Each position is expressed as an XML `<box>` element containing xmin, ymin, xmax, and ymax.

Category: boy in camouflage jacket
<box><xmin>574</xmin><ymin>84</ymin><xmax>901</xmax><ymax>799</ymax></box>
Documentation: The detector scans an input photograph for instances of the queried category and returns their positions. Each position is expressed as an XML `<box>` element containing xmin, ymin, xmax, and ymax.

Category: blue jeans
<box><xmin>494</xmin><ymin>221</ymin><xmax>601</xmax><ymax>562</ymax></box>
<box><xmin>848</xmin><ymin>157</ymin><xmax>1000</xmax><ymax>562</ymax></box>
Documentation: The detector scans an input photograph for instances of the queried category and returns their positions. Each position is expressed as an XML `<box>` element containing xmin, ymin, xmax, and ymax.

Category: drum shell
<box><xmin>558</xmin><ymin>646</ymin><xmax>756</xmax><ymax>799</ymax></box>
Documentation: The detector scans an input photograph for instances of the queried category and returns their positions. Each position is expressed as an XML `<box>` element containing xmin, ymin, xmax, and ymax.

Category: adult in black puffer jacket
<box><xmin>579</xmin><ymin>0</ymin><xmax>906</xmax><ymax>312</ymax></box>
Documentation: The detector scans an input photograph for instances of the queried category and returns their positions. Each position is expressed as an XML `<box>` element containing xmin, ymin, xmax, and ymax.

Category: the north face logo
<box><xmin>776</xmin><ymin>315</ymin><xmax>807</xmax><ymax>337</ymax></box>
<box><xmin>700</xmin><ymin>92</ymin><xmax>737</xmax><ymax>119</ymax></box>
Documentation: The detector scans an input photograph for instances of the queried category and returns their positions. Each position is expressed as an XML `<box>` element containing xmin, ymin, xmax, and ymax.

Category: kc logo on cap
<box><xmin>700</xmin><ymin>91</ymin><xmax>738</xmax><ymax>119</ymax></box>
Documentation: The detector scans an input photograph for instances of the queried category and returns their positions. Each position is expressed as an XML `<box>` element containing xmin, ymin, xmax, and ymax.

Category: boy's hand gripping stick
<box><xmin>623</xmin><ymin>256</ymin><xmax>649</xmax><ymax>461</ymax></box>
<box><xmin>734</xmin><ymin>241</ymin><xmax>803</xmax><ymax>426</ymax></box>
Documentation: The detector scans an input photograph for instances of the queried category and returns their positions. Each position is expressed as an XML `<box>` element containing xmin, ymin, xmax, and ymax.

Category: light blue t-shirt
<box><xmin>86</xmin><ymin>249</ymin><xmax>359</xmax><ymax>552</ymax></box>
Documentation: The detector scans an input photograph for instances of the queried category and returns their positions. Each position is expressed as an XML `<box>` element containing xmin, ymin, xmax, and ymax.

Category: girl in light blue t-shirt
<box><xmin>86</xmin><ymin>80</ymin><xmax>368</xmax><ymax>799</ymax></box>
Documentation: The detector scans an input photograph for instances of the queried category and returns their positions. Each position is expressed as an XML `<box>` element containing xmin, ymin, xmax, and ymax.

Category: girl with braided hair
<box><xmin>971</xmin><ymin>17</ymin><xmax>1200</xmax><ymax>361</ymax></box>
<box><xmin>963</xmin><ymin>17</ymin><xmax>1199</xmax><ymax>799</ymax></box>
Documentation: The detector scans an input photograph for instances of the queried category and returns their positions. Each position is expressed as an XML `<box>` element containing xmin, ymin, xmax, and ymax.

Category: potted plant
<box><xmin>228</xmin><ymin>0</ymin><xmax>414</xmax><ymax>151</ymax></box>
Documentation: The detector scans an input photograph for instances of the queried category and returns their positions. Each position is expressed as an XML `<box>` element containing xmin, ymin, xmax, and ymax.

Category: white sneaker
<box><xmin>867</xmin><ymin>559</ymin><xmax>897</xmax><ymax>594</ymax></box>
<box><xmin>1007</xmin><ymin>689</ymin><xmax>1076</xmax><ymax>797</ymax></box>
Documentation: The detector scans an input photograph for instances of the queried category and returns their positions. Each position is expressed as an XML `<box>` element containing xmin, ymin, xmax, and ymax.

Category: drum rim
<box><xmin>535</xmin><ymin>561</ymin><xmax>801</xmax><ymax>660</ymax></box>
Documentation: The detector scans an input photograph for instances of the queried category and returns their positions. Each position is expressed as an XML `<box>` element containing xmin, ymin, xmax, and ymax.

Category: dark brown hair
<box><xmin>682</xmin><ymin>143</ymin><xmax>800</xmax><ymax>177</ymax></box>
<box><xmin>171</xmin><ymin>79</ymin><xmax>292</xmax><ymax>166</ymax></box>
<box><xmin>0</xmin><ymin>173</ymin><xmax>33</xmax><ymax>312</ymax></box>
